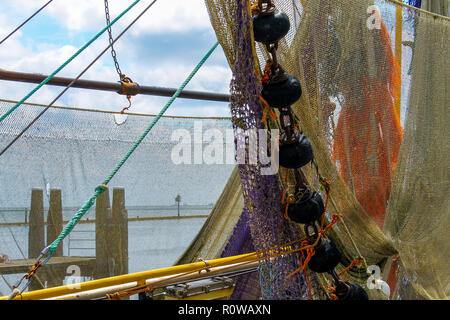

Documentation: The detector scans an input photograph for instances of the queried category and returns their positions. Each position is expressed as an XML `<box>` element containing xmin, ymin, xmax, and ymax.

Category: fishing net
<box><xmin>204</xmin><ymin>0</ymin><xmax>449</xmax><ymax>300</ymax></box>
<box><xmin>421</xmin><ymin>0</ymin><xmax>449</xmax><ymax>16</ymax></box>
<box><xmin>0</xmin><ymin>99</ymin><xmax>234</xmax><ymax>292</ymax></box>
<box><xmin>384</xmin><ymin>9</ymin><xmax>450</xmax><ymax>299</ymax></box>
<box><xmin>0</xmin><ymin>100</ymin><xmax>234</xmax><ymax>209</ymax></box>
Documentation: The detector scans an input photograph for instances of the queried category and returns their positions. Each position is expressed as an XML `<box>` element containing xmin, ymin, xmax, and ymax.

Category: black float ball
<box><xmin>287</xmin><ymin>191</ymin><xmax>324</xmax><ymax>224</ymax></box>
<box><xmin>279</xmin><ymin>134</ymin><xmax>314</xmax><ymax>169</ymax></box>
<box><xmin>336</xmin><ymin>282</ymin><xmax>369</xmax><ymax>301</ymax></box>
<box><xmin>308</xmin><ymin>238</ymin><xmax>341</xmax><ymax>273</ymax></box>
<box><xmin>344</xmin><ymin>283</ymin><xmax>369</xmax><ymax>300</ymax></box>
<box><xmin>261</xmin><ymin>74</ymin><xmax>302</xmax><ymax>109</ymax></box>
<box><xmin>253</xmin><ymin>9</ymin><xmax>290</xmax><ymax>44</ymax></box>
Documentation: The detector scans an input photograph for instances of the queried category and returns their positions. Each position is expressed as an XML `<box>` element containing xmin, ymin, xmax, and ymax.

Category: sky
<box><xmin>0</xmin><ymin>0</ymin><xmax>233</xmax><ymax>117</ymax></box>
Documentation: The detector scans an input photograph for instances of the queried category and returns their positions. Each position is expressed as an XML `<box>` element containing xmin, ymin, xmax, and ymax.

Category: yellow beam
<box><xmin>0</xmin><ymin>252</ymin><xmax>257</xmax><ymax>300</ymax></box>
<box><xmin>164</xmin><ymin>287</ymin><xmax>234</xmax><ymax>300</ymax></box>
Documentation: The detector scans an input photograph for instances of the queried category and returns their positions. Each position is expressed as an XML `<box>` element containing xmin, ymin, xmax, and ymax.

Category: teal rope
<box><xmin>48</xmin><ymin>41</ymin><xmax>219</xmax><ymax>253</ymax></box>
<box><xmin>0</xmin><ymin>0</ymin><xmax>141</xmax><ymax>124</ymax></box>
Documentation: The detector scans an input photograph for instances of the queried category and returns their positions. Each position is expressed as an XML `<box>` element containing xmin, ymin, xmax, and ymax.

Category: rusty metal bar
<box><xmin>0</xmin><ymin>69</ymin><xmax>230</xmax><ymax>103</ymax></box>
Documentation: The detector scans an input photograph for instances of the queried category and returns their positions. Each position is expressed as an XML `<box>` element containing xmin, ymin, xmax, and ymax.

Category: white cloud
<box><xmin>129</xmin><ymin>0</ymin><xmax>212</xmax><ymax>35</ymax></box>
<box><xmin>0</xmin><ymin>0</ymin><xmax>232</xmax><ymax>117</ymax></box>
<box><xmin>6</xmin><ymin>0</ymin><xmax>213</xmax><ymax>35</ymax></box>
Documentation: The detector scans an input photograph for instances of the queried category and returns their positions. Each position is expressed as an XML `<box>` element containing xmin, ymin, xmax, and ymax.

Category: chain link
<box><xmin>104</xmin><ymin>0</ymin><xmax>126</xmax><ymax>81</ymax></box>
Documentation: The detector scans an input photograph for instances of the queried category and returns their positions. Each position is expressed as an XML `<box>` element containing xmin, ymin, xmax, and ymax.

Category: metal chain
<box><xmin>104</xmin><ymin>0</ymin><xmax>126</xmax><ymax>81</ymax></box>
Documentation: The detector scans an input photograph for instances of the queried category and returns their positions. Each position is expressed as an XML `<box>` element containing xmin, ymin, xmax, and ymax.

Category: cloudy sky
<box><xmin>0</xmin><ymin>0</ymin><xmax>232</xmax><ymax>117</ymax></box>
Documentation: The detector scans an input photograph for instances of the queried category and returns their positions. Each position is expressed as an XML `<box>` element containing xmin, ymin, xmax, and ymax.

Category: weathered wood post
<box><xmin>111</xmin><ymin>187</ymin><xmax>128</xmax><ymax>299</ymax></box>
<box><xmin>28</xmin><ymin>188</ymin><xmax>45</xmax><ymax>290</ymax></box>
<box><xmin>47</xmin><ymin>189</ymin><xmax>63</xmax><ymax>256</ymax></box>
<box><xmin>94</xmin><ymin>188</ymin><xmax>113</xmax><ymax>280</ymax></box>
<box><xmin>29</xmin><ymin>189</ymin><xmax>44</xmax><ymax>258</ymax></box>
<box><xmin>111</xmin><ymin>187</ymin><xmax>128</xmax><ymax>277</ymax></box>
<box><xmin>46</xmin><ymin>189</ymin><xmax>64</xmax><ymax>288</ymax></box>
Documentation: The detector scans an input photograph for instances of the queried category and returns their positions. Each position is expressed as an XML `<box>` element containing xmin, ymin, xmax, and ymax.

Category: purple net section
<box><xmin>221</xmin><ymin>208</ymin><xmax>261</xmax><ymax>300</ymax></box>
<box><xmin>219</xmin><ymin>0</ymin><xmax>319</xmax><ymax>300</ymax></box>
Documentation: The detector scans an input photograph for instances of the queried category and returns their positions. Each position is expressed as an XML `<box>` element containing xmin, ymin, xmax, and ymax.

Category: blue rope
<box><xmin>48</xmin><ymin>41</ymin><xmax>219</xmax><ymax>254</ymax></box>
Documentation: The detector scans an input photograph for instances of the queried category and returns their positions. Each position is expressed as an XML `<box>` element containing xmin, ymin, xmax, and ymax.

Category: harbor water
<box><xmin>0</xmin><ymin>207</ymin><xmax>210</xmax><ymax>297</ymax></box>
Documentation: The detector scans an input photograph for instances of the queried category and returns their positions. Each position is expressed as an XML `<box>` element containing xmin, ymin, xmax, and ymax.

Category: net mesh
<box><xmin>204</xmin><ymin>0</ymin><xmax>449</xmax><ymax>300</ymax></box>
<box><xmin>1</xmin><ymin>0</ymin><xmax>448</xmax><ymax>301</ymax></box>
<box><xmin>0</xmin><ymin>99</ymin><xmax>234</xmax><ymax>293</ymax></box>
<box><xmin>0</xmin><ymin>100</ymin><xmax>234</xmax><ymax>209</ymax></box>
<box><xmin>384</xmin><ymin>9</ymin><xmax>450</xmax><ymax>299</ymax></box>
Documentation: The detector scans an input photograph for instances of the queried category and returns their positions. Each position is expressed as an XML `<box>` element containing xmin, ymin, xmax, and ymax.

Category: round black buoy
<box><xmin>279</xmin><ymin>134</ymin><xmax>314</xmax><ymax>169</ymax></box>
<box><xmin>308</xmin><ymin>238</ymin><xmax>341</xmax><ymax>273</ymax></box>
<box><xmin>261</xmin><ymin>74</ymin><xmax>302</xmax><ymax>109</ymax></box>
<box><xmin>335</xmin><ymin>282</ymin><xmax>369</xmax><ymax>300</ymax></box>
<box><xmin>287</xmin><ymin>190</ymin><xmax>324</xmax><ymax>224</ymax></box>
<box><xmin>253</xmin><ymin>9</ymin><xmax>290</xmax><ymax>44</ymax></box>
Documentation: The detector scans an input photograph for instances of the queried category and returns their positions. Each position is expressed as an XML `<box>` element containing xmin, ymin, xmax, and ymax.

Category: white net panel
<box><xmin>0</xmin><ymin>99</ymin><xmax>234</xmax><ymax>294</ymax></box>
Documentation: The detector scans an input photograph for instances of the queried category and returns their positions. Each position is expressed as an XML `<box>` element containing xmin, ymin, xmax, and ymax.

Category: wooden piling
<box><xmin>94</xmin><ymin>188</ymin><xmax>112</xmax><ymax>280</ymax></box>
<box><xmin>46</xmin><ymin>189</ymin><xmax>64</xmax><ymax>288</ymax></box>
<box><xmin>111</xmin><ymin>188</ymin><xmax>128</xmax><ymax>277</ymax></box>
<box><xmin>28</xmin><ymin>188</ymin><xmax>44</xmax><ymax>259</ymax></box>
<box><xmin>28</xmin><ymin>188</ymin><xmax>45</xmax><ymax>290</ymax></box>
<box><xmin>47</xmin><ymin>189</ymin><xmax>63</xmax><ymax>257</ymax></box>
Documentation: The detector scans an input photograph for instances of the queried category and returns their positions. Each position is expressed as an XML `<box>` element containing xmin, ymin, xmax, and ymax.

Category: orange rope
<box><xmin>250</xmin><ymin>1</ymin><xmax>260</xmax><ymax>16</ymax></box>
<box><xmin>322</xmin><ymin>213</ymin><xmax>342</xmax><ymax>234</ymax></box>
<box><xmin>259</xmin><ymin>59</ymin><xmax>277</xmax><ymax>123</ymax></box>
<box><xmin>338</xmin><ymin>257</ymin><xmax>364</xmax><ymax>277</ymax></box>
<box><xmin>328</xmin><ymin>284</ymin><xmax>339</xmax><ymax>300</ymax></box>
<box><xmin>107</xmin><ymin>236</ymin><xmax>312</xmax><ymax>299</ymax></box>
<box><xmin>259</xmin><ymin>95</ymin><xmax>278</xmax><ymax>123</ymax></box>
<box><xmin>261</xmin><ymin>59</ymin><xmax>272</xmax><ymax>84</ymax></box>
<box><xmin>286</xmin><ymin>239</ymin><xmax>316</xmax><ymax>279</ymax></box>
<box><xmin>284</xmin><ymin>177</ymin><xmax>344</xmax><ymax>286</ymax></box>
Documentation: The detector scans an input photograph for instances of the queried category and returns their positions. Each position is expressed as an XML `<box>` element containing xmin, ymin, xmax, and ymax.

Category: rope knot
<box><xmin>319</xmin><ymin>176</ymin><xmax>331</xmax><ymax>193</ymax></box>
<box><xmin>95</xmin><ymin>184</ymin><xmax>108</xmax><ymax>194</ymax></box>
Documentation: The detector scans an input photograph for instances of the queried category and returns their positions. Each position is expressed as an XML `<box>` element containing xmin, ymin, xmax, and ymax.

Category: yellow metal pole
<box><xmin>395</xmin><ymin>4</ymin><xmax>403</xmax><ymax>117</ymax></box>
<box><xmin>0</xmin><ymin>252</ymin><xmax>257</xmax><ymax>300</ymax></box>
<box><xmin>164</xmin><ymin>287</ymin><xmax>234</xmax><ymax>301</ymax></box>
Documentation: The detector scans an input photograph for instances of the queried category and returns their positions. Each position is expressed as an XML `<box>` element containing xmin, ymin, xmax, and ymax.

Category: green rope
<box><xmin>0</xmin><ymin>0</ymin><xmax>142</xmax><ymax>124</ymax></box>
<box><xmin>48</xmin><ymin>41</ymin><xmax>219</xmax><ymax>253</ymax></box>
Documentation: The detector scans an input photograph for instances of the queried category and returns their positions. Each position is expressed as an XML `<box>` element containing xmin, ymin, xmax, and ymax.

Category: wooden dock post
<box><xmin>28</xmin><ymin>188</ymin><xmax>44</xmax><ymax>259</ymax></box>
<box><xmin>28</xmin><ymin>188</ymin><xmax>45</xmax><ymax>290</ymax></box>
<box><xmin>47</xmin><ymin>189</ymin><xmax>63</xmax><ymax>257</ymax></box>
<box><xmin>111</xmin><ymin>187</ymin><xmax>128</xmax><ymax>277</ymax></box>
<box><xmin>94</xmin><ymin>188</ymin><xmax>112</xmax><ymax>280</ymax></box>
<box><xmin>94</xmin><ymin>187</ymin><xmax>128</xmax><ymax>299</ymax></box>
<box><xmin>46</xmin><ymin>189</ymin><xmax>64</xmax><ymax>288</ymax></box>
